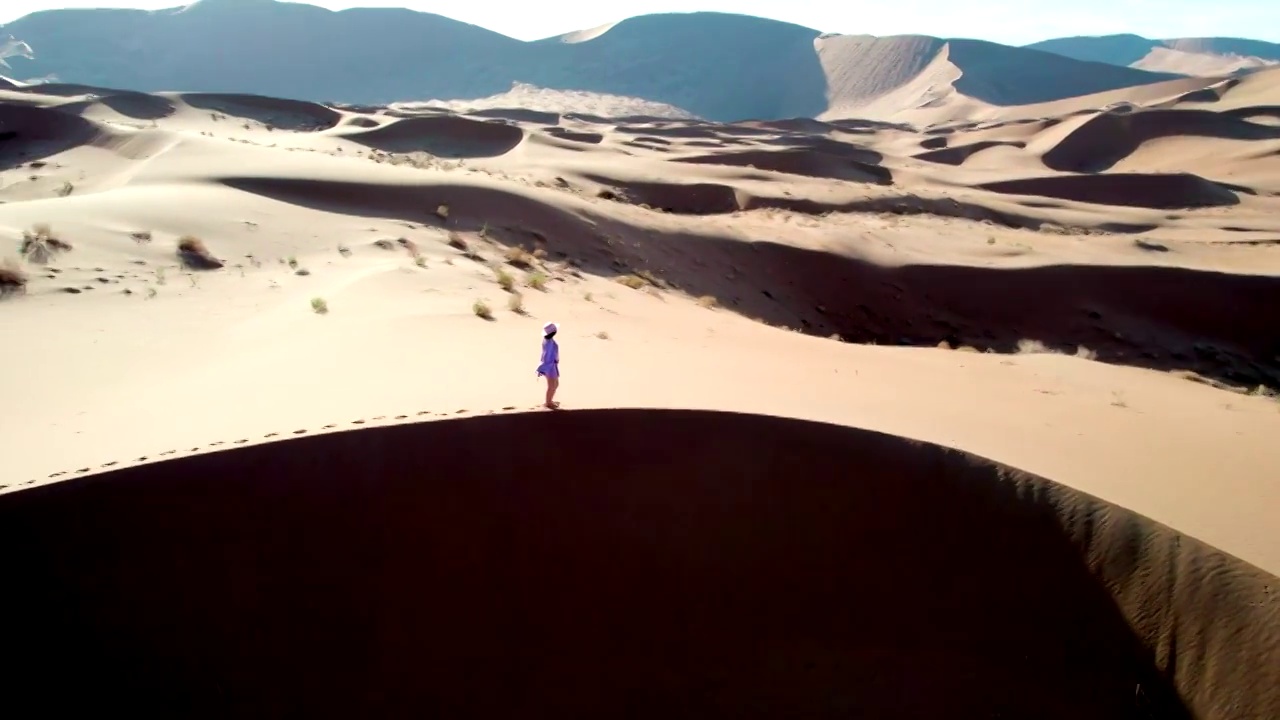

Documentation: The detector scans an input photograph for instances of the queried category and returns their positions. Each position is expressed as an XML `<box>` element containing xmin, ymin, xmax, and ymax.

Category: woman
<box><xmin>536</xmin><ymin>321</ymin><xmax>560</xmax><ymax>409</ymax></box>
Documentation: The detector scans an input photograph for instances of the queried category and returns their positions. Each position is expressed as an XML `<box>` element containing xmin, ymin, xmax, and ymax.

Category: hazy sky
<box><xmin>2</xmin><ymin>0</ymin><xmax>1277</xmax><ymax>45</ymax></box>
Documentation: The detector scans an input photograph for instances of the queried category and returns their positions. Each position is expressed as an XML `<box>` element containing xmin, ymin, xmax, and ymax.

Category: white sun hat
<box><xmin>543</xmin><ymin>321</ymin><xmax>558</xmax><ymax>335</ymax></box>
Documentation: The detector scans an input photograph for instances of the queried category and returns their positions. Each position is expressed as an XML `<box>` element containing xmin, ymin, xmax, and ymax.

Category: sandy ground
<box><xmin>1</xmin><ymin>77</ymin><xmax>1279</xmax><ymax>582</ymax></box>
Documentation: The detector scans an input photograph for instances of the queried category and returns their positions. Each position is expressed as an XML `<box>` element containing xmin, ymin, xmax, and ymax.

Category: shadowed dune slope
<box><xmin>980</xmin><ymin>173</ymin><xmax>1243</xmax><ymax>209</ymax></box>
<box><xmin>0</xmin><ymin>101</ymin><xmax>105</xmax><ymax>167</ymax></box>
<box><xmin>1043</xmin><ymin>108</ymin><xmax>1280</xmax><ymax>172</ymax></box>
<box><xmin>59</xmin><ymin>90</ymin><xmax>177</xmax><ymax>120</ymax></box>
<box><xmin>674</xmin><ymin>148</ymin><xmax>893</xmax><ymax>184</ymax></box>
<box><xmin>946</xmin><ymin>39</ymin><xmax>1183</xmax><ymax>106</ymax></box>
<box><xmin>1027</xmin><ymin>34</ymin><xmax>1280</xmax><ymax>75</ymax></box>
<box><xmin>340</xmin><ymin>115</ymin><xmax>525</xmax><ymax>157</ymax></box>
<box><xmin>1</xmin><ymin>409</ymin><xmax>1277</xmax><ymax>719</ymax></box>
<box><xmin>914</xmin><ymin>139</ymin><xmax>1027</xmax><ymax>165</ymax></box>
<box><xmin>179</xmin><ymin>92</ymin><xmax>342</xmax><ymax>131</ymax></box>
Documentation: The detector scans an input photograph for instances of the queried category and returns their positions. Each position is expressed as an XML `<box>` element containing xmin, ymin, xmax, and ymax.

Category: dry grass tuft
<box><xmin>436</xmin><ymin>204</ymin><xmax>450</xmax><ymax>219</ymax></box>
<box><xmin>397</xmin><ymin>237</ymin><xmax>420</xmax><ymax>257</ymax></box>
<box><xmin>20</xmin><ymin>224</ymin><xmax>73</xmax><ymax>265</ymax></box>
<box><xmin>131</xmin><ymin>230</ymin><xmax>152</xmax><ymax>244</ymax></box>
<box><xmin>1171</xmin><ymin>369</ymin><xmax>1278</xmax><ymax>397</ymax></box>
<box><xmin>177</xmin><ymin>235</ymin><xmax>224</xmax><ymax>270</ymax></box>
<box><xmin>1015</xmin><ymin>338</ymin><xmax>1053</xmax><ymax>354</ymax></box>
<box><xmin>526</xmin><ymin>271</ymin><xmax>548</xmax><ymax>291</ymax></box>
<box><xmin>507</xmin><ymin>292</ymin><xmax>526</xmax><ymax>314</ymax></box>
<box><xmin>373</xmin><ymin>239</ymin><xmax>397</xmax><ymax>251</ymax></box>
<box><xmin>595</xmin><ymin>330</ymin><xmax>610</xmax><ymax>340</ymax></box>
<box><xmin>617</xmin><ymin>274</ymin><xmax>647</xmax><ymax>290</ymax></box>
<box><xmin>1016</xmin><ymin>339</ymin><xmax>1098</xmax><ymax>360</ymax></box>
<box><xmin>636</xmin><ymin>269</ymin><xmax>663</xmax><ymax>288</ymax></box>
<box><xmin>472</xmin><ymin>299</ymin><xmax>493</xmax><ymax>319</ymax></box>
<box><xmin>0</xmin><ymin>258</ymin><xmax>27</xmax><ymax>297</ymax></box>
<box><xmin>495</xmin><ymin>267</ymin><xmax>515</xmax><ymax>292</ymax></box>
<box><xmin>696</xmin><ymin>295</ymin><xmax>717</xmax><ymax>309</ymax></box>
<box><xmin>311</xmin><ymin>297</ymin><xmax>329</xmax><ymax>314</ymax></box>
<box><xmin>446</xmin><ymin>232</ymin><xmax>484</xmax><ymax>261</ymax></box>
<box><xmin>504</xmin><ymin>246</ymin><xmax>536</xmax><ymax>270</ymax></box>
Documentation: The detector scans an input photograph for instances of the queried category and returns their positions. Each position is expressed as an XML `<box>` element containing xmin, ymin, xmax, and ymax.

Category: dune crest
<box><xmin>2</xmin><ymin>409</ymin><xmax>1276</xmax><ymax>718</ymax></box>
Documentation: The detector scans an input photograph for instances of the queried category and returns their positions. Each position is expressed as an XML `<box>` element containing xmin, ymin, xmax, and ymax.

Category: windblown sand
<box><xmin>1</xmin><ymin>73</ymin><xmax>1278</xmax><ymax>717</ymax></box>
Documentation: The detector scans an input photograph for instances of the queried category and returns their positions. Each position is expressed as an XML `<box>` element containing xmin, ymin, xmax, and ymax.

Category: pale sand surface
<box><xmin>2</xmin><ymin>80</ymin><xmax>1279</xmax><ymax>579</ymax></box>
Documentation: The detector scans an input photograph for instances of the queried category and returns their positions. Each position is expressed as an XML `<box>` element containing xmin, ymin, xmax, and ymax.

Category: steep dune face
<box><xmin>0</xmin><ymin>1</ymin><xmax>525</xmax><ymax>104</ymax></box>
<box><xmin>817</xmin><ymin>36</ymin><xmax>1179</xmax><ymax>122</ymax></box>
<box><xmin>817</xmin><ymin>34</ymin><xmax>947</xmax><ymax>114</ymax></box>
<box><xmin>523</xmin><ymin>12</ymin><xmax>832</xmax><ymax>122</ymax></box>
<box><xmin>2</xmin><ymin>409</ymin><xmax>1277</xmax><ymax>718</ymax></box>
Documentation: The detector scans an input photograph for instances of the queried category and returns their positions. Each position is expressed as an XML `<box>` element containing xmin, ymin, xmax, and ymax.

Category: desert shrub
<box><xmin>177</xmin><ymin>236</ymin><xmax>224</xmax><ymax>270</ymax></box>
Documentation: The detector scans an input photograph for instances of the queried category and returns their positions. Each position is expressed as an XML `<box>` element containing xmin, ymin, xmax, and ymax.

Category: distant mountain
<box><xmin>1027</xmin><ymin>35</ymin><xmax>1280</xmax><ymax>76</ymax></box>
<box><xmin>0</xmin><ymin>0</ymin><xmax>1207</xmax><ymax>121</ymax></box>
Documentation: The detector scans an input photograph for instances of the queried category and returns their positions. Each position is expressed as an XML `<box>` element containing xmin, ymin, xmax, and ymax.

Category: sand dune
<box><xmin>914</xmin><ymin>139</ymin><xmax>1028</xmax><ymax>165</ymax></box>
<box><xmin>61</xmin><ymin>91</ymin><xmax>176</xmax><ymax>121</ymax></box>
<box><xmin>1134</xmin><ymin>46</ymin><xmax>1277</xmax><ymax>76</ymax></box>
<box><xmin>0</xmin><ymin>102</ymin><xmax>104</xmax><ymax>161</ymax></box>
<box><xmin>2</xmin><ymin>63</ymin><xmax>1279</xmax><ymax>718</ymax></box>
<box><xmin>816</xmin><ymin>35</ymin><xmax>1181</xmax><ymax>123</ymax></box>
<box><xmin>1028</xmin><ymin>34</ymin><xmax>1280</xmax><ymax>77</ymax></box>
<box><xmin>674</xmin><ymin>148</ymin><xmax>893</xmax><ymax>184</ymax></box>
<box><xmin>1042</xmin><ymin>107</ymin><xmax>1280</xmax><ymax>172</ymax></box>
<box><xmin>178</xmin><ymin>92</ymin><xmax>342</xmax><ymax>131</ymax></box>
<box><xmin>2</xmin><ymin>409</ymin><xmax>1277</xmax><ymax>718</ymax></box>
<box><xmin>980</xmin><ymin>173</ymin><xmax>1243</xmax><ymax>210</ymax></box>
<box><xmin>416</xmin><ymin>83</ymin><xmax>699</xmax><ymax>121</ymax></box>
<box><xmin>338</xmin><ymin>114</ymin><xmax>526</xmax><ymax>157</ymax></box>
<box><xmin>0</xmin><ymin>5</ymin><xmax>1204</xmax><ymax>123</ymax></box>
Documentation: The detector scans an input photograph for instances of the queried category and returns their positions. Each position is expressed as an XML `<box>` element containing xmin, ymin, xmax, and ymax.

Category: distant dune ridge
<box><xmin>1028</xmin><ymin>34</ymin><xmax>1280</xmax><ymax>77</ymax></box>
<box><xmin>1</xmin><ymin>0</ymin><xmax>1267</xmax><ymax>121</ymax></box>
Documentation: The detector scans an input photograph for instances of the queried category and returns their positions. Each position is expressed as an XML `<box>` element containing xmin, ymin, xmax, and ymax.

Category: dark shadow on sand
<box><xmin>7</xmin><ymin>409</ymin><xmax>1271</xmax><ymax>717</ymax></box>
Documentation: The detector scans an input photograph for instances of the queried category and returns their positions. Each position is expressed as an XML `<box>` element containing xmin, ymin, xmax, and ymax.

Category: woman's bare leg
<box><xmin>545</xmin><ymin>376</ymin><xmax>559</xmax><ymax>408</ymax></box>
